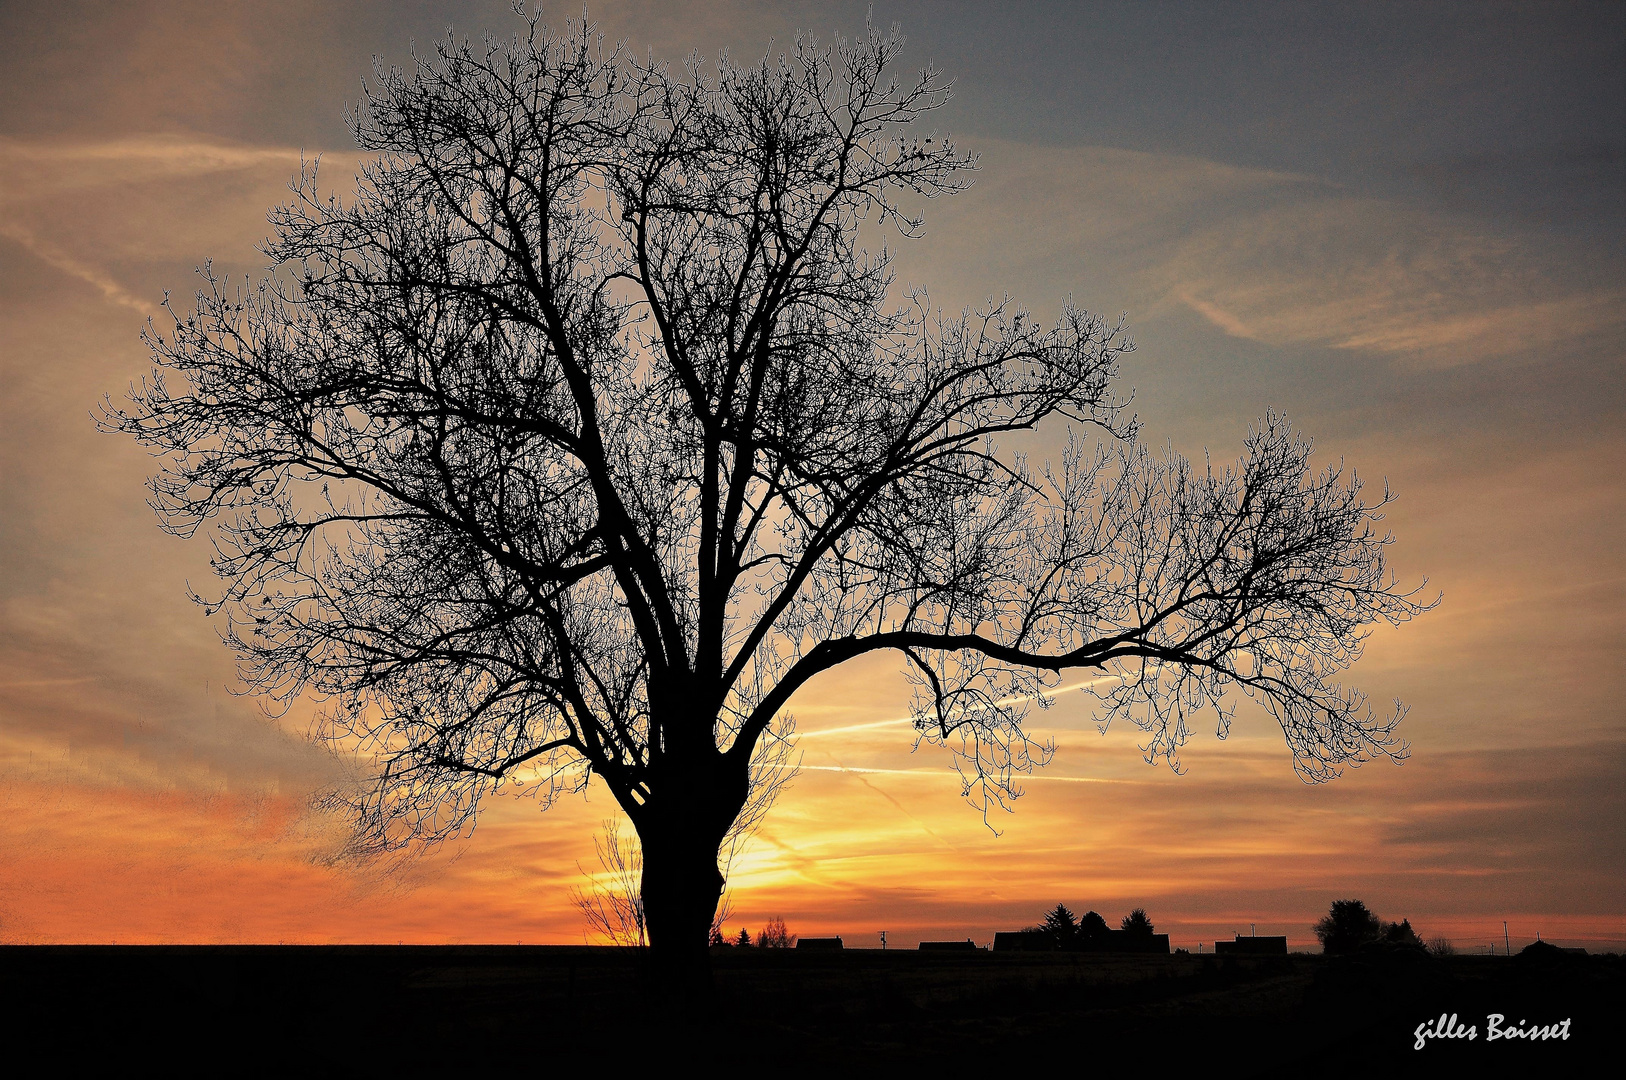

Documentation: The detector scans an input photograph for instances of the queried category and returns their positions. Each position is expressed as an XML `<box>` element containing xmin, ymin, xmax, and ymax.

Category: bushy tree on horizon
<box><xmin>1038</xmin><ymin>903</ymin><xmax>1080</xmax><ymax>948</ymax></box>
<box><xmin>1079</xmin><ymin>910</ymin><xmax>1110</xmax><ymax>943</ymax></box>
<box><xmin>1314</xmin><ymin>899</ymin><xmax>1383</xmax><ymax>954</ymax></box>
<box><xmin>1121</xmin><ymin>908</ymin><xmax>1155</xmax><ymax>936</ymax></box>
<box><xmin>1382</xmin><ymin>917</ymin><xmax>1423</xmax><ymax>949</ymax></box>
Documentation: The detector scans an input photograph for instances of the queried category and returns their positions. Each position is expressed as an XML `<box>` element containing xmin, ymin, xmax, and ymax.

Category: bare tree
<box><xmin>106</xmin><ymin>8</ymin><xmax>1430</xmax><ymax>985</ymax></box>
<box><xmin>757</xmin><ymin>916</ymin><xmax>795</xmax><ymax>949</ymax></box>
<box><xmin>572</xmin><ymin>818</ymin><xmax>647</xmax><ymax>947</ymax></box>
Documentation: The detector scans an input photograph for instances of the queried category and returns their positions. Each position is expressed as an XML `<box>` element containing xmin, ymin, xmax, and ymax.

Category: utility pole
<box><xmin>879</xmin><ymin>930</ymin><xmax>888</xmax><ymax>951</ymax></box>
<box><xmin>1504</xmin><ymin>921</ymin><xmax>1510</xmax><ymax>957</ymax></box>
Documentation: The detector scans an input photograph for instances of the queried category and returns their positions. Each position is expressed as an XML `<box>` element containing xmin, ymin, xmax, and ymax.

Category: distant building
<box><xmin>1214</xmin><ymin>934</ymin><xmax>1288</xmax><ymax>956</ymax></box>
<box><xmin>1100</xmin><ymin>931</ymin><xmax>1170</xmax><ymax>954</ymax></box>
<box><xmin>919</xmin><ymin>939</ymin><xmax>978</xmax><ymax>951</ymax></box>
<box><xmin>993</xmin><ymin>931</ymin><xmax>1052</xmax><ymax>951</ymax></box>
<box><xmin>795</xmin><ymin>936</ymin><xmax>843</xmax><ymax>950</ymax></box>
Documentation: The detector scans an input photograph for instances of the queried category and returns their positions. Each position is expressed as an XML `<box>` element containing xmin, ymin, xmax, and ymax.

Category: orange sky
<box><xmin>1</xmin><ymin>1</ymin><xmax>1622</xmax><ymax>952</ymax></box>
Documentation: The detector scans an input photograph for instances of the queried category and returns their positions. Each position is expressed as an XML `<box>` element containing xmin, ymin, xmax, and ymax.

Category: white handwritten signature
<box><xmin>1414</xmin><ymin>1013</ymin><xmax>1572</xmax><ymax>1049</ymax></box>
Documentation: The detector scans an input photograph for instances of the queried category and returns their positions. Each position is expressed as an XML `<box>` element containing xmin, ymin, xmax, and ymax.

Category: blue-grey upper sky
<box><xmin>7</xmin><ymin>0</ymin><xmax>1620</xmax><ymax>227</ymax></box>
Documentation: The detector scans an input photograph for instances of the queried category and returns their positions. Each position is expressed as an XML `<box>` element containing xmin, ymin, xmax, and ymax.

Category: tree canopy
<box><xmin>106</xmin><ymin>9</ymin><xmax>1431</xmax><ymax>969</ymax></box>
<box><xmin>1040</xmin><ymin>903</ymin><xmax>1080</xmax><ymax>947</ymax></box>
<box><xmin>1121</xmin><ymin>908</ymin><xmax>1155</xmax><ymax>936</ymax></box>
<box><xmin>1314</xmin><ymin>899</ymin><xmax>1383</xmax><ymax>955</ymax></box>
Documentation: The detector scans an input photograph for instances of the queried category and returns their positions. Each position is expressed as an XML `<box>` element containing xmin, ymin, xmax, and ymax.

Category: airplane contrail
<box><xmin>795</xmin><ymin>672</ymin><xmax>1127</xmax><ymax>741</ymax></box>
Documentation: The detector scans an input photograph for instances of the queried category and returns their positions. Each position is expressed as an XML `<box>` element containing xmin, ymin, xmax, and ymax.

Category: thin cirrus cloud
<box><xmin>0</xmin><ymin>135</ymin><xmax>341</xmax><ymax>311</ymax></box>
<box><xmin>1159</xmin><ymin>200</ymin><xmax>1625</xmax><ymax>368</ymax></box>
<box><xmin>0</xmin><ymin>221</ymin><xmax>151</xmax><ymax>316</ymax></box>
<box><xmin>891</xmin><ymin>139</ymin><xmax>1623</xmax><ymax>372</ymax></box>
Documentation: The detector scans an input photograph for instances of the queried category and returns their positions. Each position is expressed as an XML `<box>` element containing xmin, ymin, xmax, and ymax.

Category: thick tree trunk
<box><xmin>639</xmin><ymin>824</ymin><xmax>726</xmax><ymax>984</ymax></box>
<box><xmin>628</xmin><ymin>748</ymin><xmax>747</xmax><ymax>1006</ymax></box>
<box><xmin>621</xmin><ymin>696</ymin><xmax>754</xmax><ymax>1012</ymax></box>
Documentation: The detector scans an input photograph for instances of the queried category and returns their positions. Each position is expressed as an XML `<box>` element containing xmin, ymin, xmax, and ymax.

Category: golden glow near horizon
<box><xmin>1</xmin><ymin>1</ymin><xmax>1621</xmax><ymax>951</ymax></box>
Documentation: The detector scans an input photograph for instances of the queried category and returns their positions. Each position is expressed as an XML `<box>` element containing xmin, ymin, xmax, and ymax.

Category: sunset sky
<box><xmin>1</xmin><ymin>1</ymin><xmax>1621</xmax><ymax>952</ymax></box>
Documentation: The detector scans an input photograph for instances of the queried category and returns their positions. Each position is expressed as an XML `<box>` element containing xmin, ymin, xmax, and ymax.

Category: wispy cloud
<box><xmin>796</xmin><ymin>674</ymin><xmax>1123</xmax><ymax>741</ymax></box>
<box><xmin>1154</xmin><ymin>195</ymin><xmax>1625</xmax><ymax>367</ymax></box>
<box><xmin>1329</xmin><ymin>290</ymin><xmax>1624</xmax><ymax>358</ymax></box>
<box><xmin>0</xmin><ymin>134</ymin><xmax>308</xmax><ymax>179</ymax></box>
<box><xmin>908</xmin><ymin>139</ymin><xmax>1622</xmax><ymax>370</ymax></box>
<box><xmin>0</xmin><ymin>135</ymin><xmax>325</xmax><ymax>313</ymax></box>
<box><xmin>791</xmin><ymin>764</ymin><xmax>1127</xmax><ymax>785</ymax></box>
<box><xmin>0</xmin><ymin>221</ymin><xmax>153</xmax><ymax>315</ymax></box>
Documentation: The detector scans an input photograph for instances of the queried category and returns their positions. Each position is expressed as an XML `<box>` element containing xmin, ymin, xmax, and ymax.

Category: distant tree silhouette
<box><xmin>736</xmin><ymin>929</ymin><xmax>752</xmax><ymax>948</ymax></box>
<box><xmin>1079</xmin><ymin>910</ymin><xmax>1111</xmax><ymax>945</ymax></box>
<box><xmin>757</xmin><ymin>916</ymin><xmax>795</xmax><ymax>949</ymax></box>
<box><xmin>1121</xmin><ymin>908</ymin><xmax>1155</xmax><ymax>936</ymax></box>
<box><xmin>105</xmin><ymin>4</ymin><xmax>1432</xmax><ymax>991</ymax></box>
<box><xmin>708</xmin><ymin>927</ymin><xmax>726</xmax><ymax>947</ymax></box>
<box><xmin>1382</xmin><ymin>918</ymin><xmax>1423</xmax><ymax>949</ymax></box>
<box><xmin>1314</xmin><ymin>899</ymin><xmax>1383</xmax><ymax>954</ymax></box>
<box><xmin>1039</xmin><ymin>903</ymin><xmax>1081</xmax><ymax>948</ymax></box>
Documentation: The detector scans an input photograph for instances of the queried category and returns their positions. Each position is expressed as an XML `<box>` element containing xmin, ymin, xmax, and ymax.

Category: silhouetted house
<box><xmin>1215</xmin><ymin>935</ymin><xmax>1288</xmax><ymax>956</ymax></box>
<box><xmin>1100</xmin><ymin>930</ymin><xmax>1170</xmax><ymax>954</ymax></box>
<box><xmin>795</xmin><ymin>936</ymin><xmax>843</xmax><ymax>950</ymax></box>
<box><xmin>993</xmin><ymin>931</ymin><xmax>1053</xmax><ymax>952</ymax></box>
<box><xmin>919</xmin><ymin>939</ymin><xmax>978</xmax><ymax>951</ymax></box>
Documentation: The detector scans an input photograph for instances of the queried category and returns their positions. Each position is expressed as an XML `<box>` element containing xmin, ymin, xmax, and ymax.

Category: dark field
<box><xmin>2</xmin><ymin>944</ymin><xmax>1617</xmax><ymax>1071</ymax></box>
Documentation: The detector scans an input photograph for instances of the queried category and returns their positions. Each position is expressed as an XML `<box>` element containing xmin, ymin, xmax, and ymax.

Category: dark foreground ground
<box><xmin>1</xmin><ymin>944</ymin><xmax>1617</xmax><ymax>1072</ymax></box>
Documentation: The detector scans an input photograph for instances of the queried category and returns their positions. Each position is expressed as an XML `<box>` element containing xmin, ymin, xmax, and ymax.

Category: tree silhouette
<box><xmin>571</xmin><ymin>817</ymin><xmax>646</xmax><ymax>947</ymax></box>
<box><xmin>1079</xmin><ymin>910</ymin><xmax>1110</xmax><ymax>945</ymax></box>
<box><xmin>1120</xmin><ymin>908</ymin><xmax>1155</xmax><ymax>936</ymax></box>
<box><xmin>1039</xmin><ymin>903</ymin><xmax>1080</xmax><ymax>948</ymax></box>
<box><xmin>757</xmin><ymin>916</ymin><xmax>795</xmax><ymax>949</ymax></box>
<box><xmin>105</xmin><ymin>8</ymin><xmax>1431</xmax><ymax>984</ymax></box>
<box><xmin>1314</xmin><ymin>899</ymin><xmax>1383</xmax><ymax>955</ymax></box>
<box><xmin>1382</xmin><ymin>918</ymin><xmax>1423</xmax><ymax>949</ymax></box>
